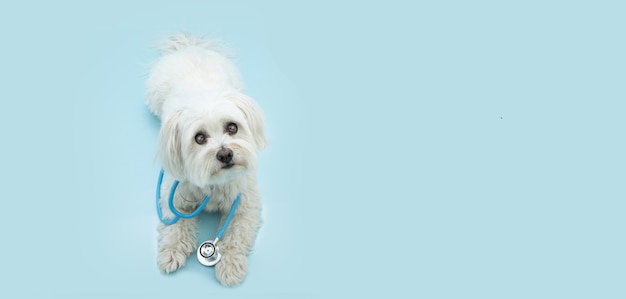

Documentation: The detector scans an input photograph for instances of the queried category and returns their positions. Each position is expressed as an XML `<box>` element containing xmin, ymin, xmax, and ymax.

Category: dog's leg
<box><xmin>156</xmin><ymin>179</ymin><xmax>200</xmax><ymax>273</ymax></box>
<box><xmin>157</xmin><ymin>218</ymin><xmax>198</xmax><ymax>273</ymax></box>
<box><xmin>215</xmin><ymin>191</ymin><xmax>261</xmax><ymax>286</ymax></box>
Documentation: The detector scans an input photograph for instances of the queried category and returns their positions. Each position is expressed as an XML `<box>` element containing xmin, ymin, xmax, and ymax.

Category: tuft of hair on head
<box><xmin>157</xmin><ymin>33</ymin><xmax>235</xmax><ymax>58</ymax></box>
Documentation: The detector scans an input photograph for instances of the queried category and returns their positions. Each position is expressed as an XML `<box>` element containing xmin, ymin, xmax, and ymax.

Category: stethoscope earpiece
<box><xmin>197</xmin><ymin>240</ymin><xmax>222</xmax><ymax>267</ymax></box>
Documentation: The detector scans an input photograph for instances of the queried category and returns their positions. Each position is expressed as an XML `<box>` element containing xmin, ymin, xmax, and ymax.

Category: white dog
<box><xmin>145</xmin><ymin>34</ymin><xmax>266</xmax><ymax>286</ymax></box>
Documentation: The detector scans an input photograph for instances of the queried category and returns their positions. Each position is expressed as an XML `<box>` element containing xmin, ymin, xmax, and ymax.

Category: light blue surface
<box><xmin>1</xmin><ymin>1</ymin><xmax>624</xmax><ymax>298</ymax></box>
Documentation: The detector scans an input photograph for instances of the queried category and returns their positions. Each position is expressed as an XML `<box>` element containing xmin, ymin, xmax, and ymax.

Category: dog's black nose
<box><xmin>216</xmin><ymin>148</ymin><xmax>233</xmax><ymax>163</ymax></box>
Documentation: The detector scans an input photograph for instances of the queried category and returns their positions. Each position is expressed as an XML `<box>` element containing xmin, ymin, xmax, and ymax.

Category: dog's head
<box><xmin>158</xmin><ymin>93</ymin><xmax>267</xmax><ymax>187</ymax></box>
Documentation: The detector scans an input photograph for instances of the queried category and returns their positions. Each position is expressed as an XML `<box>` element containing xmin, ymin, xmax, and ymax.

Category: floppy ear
<box><xmin>229</xmin><ymin>94</ymin><xmax>268</xmax><ymax>150</ymax></box>
<box><xmin>158</xmin><ymin>111</ymin><xmax>185</xmax><ymax>179</ymax></box>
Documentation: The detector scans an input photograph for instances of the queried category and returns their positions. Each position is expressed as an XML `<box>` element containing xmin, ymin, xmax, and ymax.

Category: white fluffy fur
<box><xmin>145</xmin><ymin>34</ymin><xmax>266</xmax><ymax>286</ymax></box>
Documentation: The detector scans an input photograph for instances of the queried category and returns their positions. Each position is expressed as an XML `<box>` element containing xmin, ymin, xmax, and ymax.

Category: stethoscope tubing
<box><xmin>156</xmin><ymin>169</ymin><xmax>241</xmax><ymax>235</ymax></box>
<box><xmin>156</xmin><ymin>169</ymin><xmax>211</xmax><ymax>225</ymax></box>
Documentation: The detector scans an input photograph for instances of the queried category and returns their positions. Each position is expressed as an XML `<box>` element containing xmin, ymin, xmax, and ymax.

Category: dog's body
<box><xmin>145</xmin><ymin>35</ymin><xmax>266</xmax><ymax>286</ymax></box>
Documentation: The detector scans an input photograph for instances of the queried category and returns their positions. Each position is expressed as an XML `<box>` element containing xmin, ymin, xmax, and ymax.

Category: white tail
<box><xmin>158</xmin><ymin>33</ymin><xmax>232</xmax><ymax>57</ymax></box>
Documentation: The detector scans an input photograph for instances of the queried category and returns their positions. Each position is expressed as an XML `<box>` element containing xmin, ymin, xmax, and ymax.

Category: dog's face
<box><xmin>158</xmin><ymin>93</ymin><xmax>266</xmax><ymax>187</ymax></box>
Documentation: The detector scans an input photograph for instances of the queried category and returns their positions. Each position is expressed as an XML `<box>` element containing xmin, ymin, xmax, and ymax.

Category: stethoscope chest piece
<box><xmin>197</xmin><ymin>240</ymin><xmax>221</xmax><ymax>267</ymax></box>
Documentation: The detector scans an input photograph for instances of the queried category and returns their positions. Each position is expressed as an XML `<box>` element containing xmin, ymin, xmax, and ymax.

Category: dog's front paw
<box><xmin>215</xmin><ymin>252</ymin><xmax>248</xmax><ymax>286</ymax></box>
<box><xmin>157</xmin><ymin>246</ymin><xmax>190</xmax><ymax>274</ymax></box>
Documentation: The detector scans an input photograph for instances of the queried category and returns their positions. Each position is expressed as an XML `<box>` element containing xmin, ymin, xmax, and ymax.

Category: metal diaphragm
<box><xmin>197</xmin><ymin>240</ymin><xmax>221</xmax><ymax>266</ymax></box>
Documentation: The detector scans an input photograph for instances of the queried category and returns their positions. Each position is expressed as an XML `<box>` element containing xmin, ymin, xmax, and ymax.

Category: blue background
<box><xmin>1</xmin><ymin>0</ymin><xmax>624</xmax><ymax>298</ymax></box>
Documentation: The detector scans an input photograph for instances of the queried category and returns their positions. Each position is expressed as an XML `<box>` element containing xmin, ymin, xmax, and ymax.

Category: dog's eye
<box><xmin>195</xmin><ymin>132</ymin><xmax>208</xmax><ymax>145</ymax></box>
<box><xmin>226</xmin><ymin>122</ymin><xmax>238</xmax><ymax>135</ymax></box>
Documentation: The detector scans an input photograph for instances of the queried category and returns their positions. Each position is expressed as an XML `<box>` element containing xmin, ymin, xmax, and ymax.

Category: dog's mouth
<box><xmin>222</xmin><ymin>163</ymin><xmax>235</xmax><ymax>169</ymax></box>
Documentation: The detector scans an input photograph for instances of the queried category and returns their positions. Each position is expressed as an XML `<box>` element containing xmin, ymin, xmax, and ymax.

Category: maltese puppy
<box><xmin>145</xmin><ymin>34</ymin><xmax>266</xmax><ymax>286</ymax></box>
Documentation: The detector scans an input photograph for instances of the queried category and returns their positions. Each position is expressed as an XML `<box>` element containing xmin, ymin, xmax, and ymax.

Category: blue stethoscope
<box><xmin>156</xmin><ymin>169</ymin><xmax>241</xmax><ymax>266</ymax></box>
